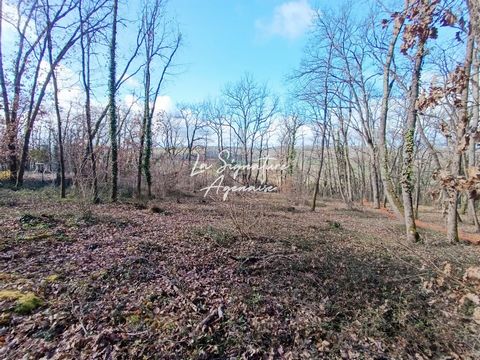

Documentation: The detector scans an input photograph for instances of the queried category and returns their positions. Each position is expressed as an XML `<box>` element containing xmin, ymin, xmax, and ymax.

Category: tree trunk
<box><xmin>109</xmin><ymin>0</ymin><xmax>119</xmax><ymax>202</ymax></box>
<box><xmin>46</xmin><ymin>22</ymin><xmax>65</xmax><ymax>198</ymax></box>
<box><xmin>447</xmin><ymin>13</ymin><xmax>475</xmax><ymax>242</ymax></box>
<box><xmin>311</xmin><ymin>126</ymin><xmax>326</xmax><ymax>211</ymax></box>
<box><xmin>370</xmin><ymin>149</ymin><xmax>380</xmax><ymax>209</ymax></box>
<box><xmin>467</xmin><ymin>49</ymin><xmax>480</xmax><ymax>231</ymax></box>
<box><xmin>0</xmin><ymin>0</ymin><xmax>16</xmax><ymax>183</ymax></box>
<box><xmin>378</xmin><ymin>11</ymin><xmax>406</xmax><ymax>221</ymax></box>
<box><xmin>401</xmin><ymin>37</ymin><xmax>425</xmax><ymax>242</ymax></box>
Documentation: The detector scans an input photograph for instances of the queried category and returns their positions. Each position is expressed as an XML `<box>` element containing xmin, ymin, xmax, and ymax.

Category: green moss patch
<box><xmin>0</xmin><ymin>290</ymin><xmax>44</xmax><ymax>314</ymax></box>
<box><xmin>14</xmin><ymin>293</ymin><xmax>45</xmax><ymax>314</ymax></box>
<box><xmin>0</xmin><ymin>289</ymin><xmax>24</xmax><ymax>301</ymax></box>
<box><xmin>45</xmin><ymin>274</ymin><xmax>60</xmax><ymax>283</ymax></box>
<box><xmin>19</xmin><ymin>213</ymin><xmax>56</xmax><ymax>230</ymax></box>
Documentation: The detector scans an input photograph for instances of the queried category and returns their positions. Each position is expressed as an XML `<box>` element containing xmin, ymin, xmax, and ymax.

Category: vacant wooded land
<box><xmin>2</xmin><ymin>0</ymin><xmax>480</xmax><ymax>358</ymax></box>
<box><xmin>0</xmin><ymin>186</ymin><xmax>479</xmax><ymax>358</ymax></box>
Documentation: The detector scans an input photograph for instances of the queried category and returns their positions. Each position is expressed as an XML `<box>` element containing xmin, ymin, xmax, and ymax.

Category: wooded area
<box><xmin>1</xmin><ymin>0</ymin><xmax>480</xmax><ymax>358</ymax></box>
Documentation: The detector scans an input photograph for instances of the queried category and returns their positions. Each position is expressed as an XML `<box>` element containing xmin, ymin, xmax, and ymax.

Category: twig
<box><xmin>194</xmin><ymin>304</ymin><xmax>224</xmax><ymax>333</ymax></box>
<box><xmin>126</xmin><ymin>330</ymin><xmax>148</xmax><ymax>336</ymax></box>
<box><xmin>68</xmin><ymin>295</ymin><xmax>89</xmax><ymax>336</ymax></box>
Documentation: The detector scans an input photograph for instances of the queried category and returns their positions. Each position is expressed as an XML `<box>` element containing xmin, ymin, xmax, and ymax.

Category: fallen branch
<box><xmin>193</xmin><ymin>304</ymin><xmax>224</xmax><ymax>334</ymax></box>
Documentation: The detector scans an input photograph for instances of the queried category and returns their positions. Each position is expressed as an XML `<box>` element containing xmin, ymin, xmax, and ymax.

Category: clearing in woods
<box><xmin>0</xmin><ymin>188</ymin><xmax>480</xmax><ymax>358</ymax></box>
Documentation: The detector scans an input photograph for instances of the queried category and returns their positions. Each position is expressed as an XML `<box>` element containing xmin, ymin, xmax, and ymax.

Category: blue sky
<box><xmin>159</xmin><ymin>0</ymin><xmax>317</xmax><ymax>106</ymax></box>
<box><xmin>0</xmin><ymin>0</ymin><xmax>319</xmax><ymax>114</ymax></box>
<box><xmin>1</xmin><ymin>0</ymin><xmax>363</xmax><ymax>113</ymax></box>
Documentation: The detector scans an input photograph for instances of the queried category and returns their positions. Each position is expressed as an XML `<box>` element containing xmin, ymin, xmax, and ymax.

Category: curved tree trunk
<box><xmin>378</xmin><ymin>11</ymin><xmax>406</xmax><ymax>222</ymax></box>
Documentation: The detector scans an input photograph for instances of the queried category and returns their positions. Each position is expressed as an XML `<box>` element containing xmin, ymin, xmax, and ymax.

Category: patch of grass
<box><xmin>326</xmin><ymin>220</ymin><xmax>342</xmax><ymax>229</ymax></box>
<box><xmin>460</xmin><ymin>297</ymin><xmax>477</xmax><ymax>317</ymax></box>
<box><xmin>127</xmin><ymin>314</ymin><xmax>142</xmax><ymax>327</ymax></box>
<box><xmin>137</xmin><ymin>240</ymin><xmax>164</xmax><ymax>254</ymax></box>
<box><xmin>128</xmin><ymin>201</ymin><xmax>147</xmax><ymax>210</ymax></box>
<box><xmin>19</xmin><ymin>213</ymin><xmax>56</xmax><ymax>230</ymax></box>
<box><xmin>16</xmin><ymin>212</ymin><xmax>70</xmax><ymax>243</ymax></box>
<box><xmin>0</xmin><ymin>170</ymin><xmax>11</xmax><ymax>181</ymax></box>
<box><xmin>76</xmin><ymin>209</ymin><xmax>96</xmax><ymax>225</ymax></box>
<box><xmin>0</xmin><ymin>312</ymin><xmax>11</xmax><ymax>326</ymax></box>
<box><xmin>14</xmin><ymin>293</ymin><xmax>44</xmax><ymax>314</ymax></box>
<box><xmin>45</xmin><ymin>274</ymin><xmax>60</xmax><ymax>283</ymax></box>
<box><xmin>247</xmin><ymin>292</ymin><xmax>263</xmax><ymax>306</ymax></box>
<box><xmin>0</xmin><ymin>289</ymin><xmax>24</xmax><ymax>301</ymax></box>
<box><xmin>0</xmin><ymin>290</ymin><xmax>44</xmax><ymax>314</ymax></box>
<box><xmin>54</xmin><ymin>230</ymin><xmax>72</xmax><ymax>243</ymax></box>
<box><xmin>16</xmin><ymin>231</ymin><xmax>54</xmax><ymax>241</ymax></box>
<box><xmin>193</xmin><ymin>226</ymin><xmax>237</xmax><ymax>247</ymax></box>
<box><xmin>68</xmin><ymin>209</ymin><xmax>130</xmax><ymax>229</ymax></box>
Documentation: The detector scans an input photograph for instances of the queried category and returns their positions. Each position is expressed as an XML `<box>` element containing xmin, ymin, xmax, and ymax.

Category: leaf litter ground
<box><xmin>0</xmin><ymin>188</ymin><xmax>479</xmax><ymax>359</ymax></box>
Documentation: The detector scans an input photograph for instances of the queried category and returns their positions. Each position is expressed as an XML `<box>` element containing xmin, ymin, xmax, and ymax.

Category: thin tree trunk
<box><xmin>401</xmin><ymin>39</ymin><xmax>425</xmax><ymax>242</ymax></box>
<box><xmin>46</xmin><ymin>21</ymin><xmax>65</xmax><ymax>198</ymax></box>
<box><xmin>311</xmin><ymin>126</ymin><xmax>326</xmax><ymax>211</ymax></box>
<box><xmin>0</xmin><ymin>0</ymin><xmax>16</xmax><ymax>183</ymax></box>
<box><xmin>370</xmin><ymin>151</ymin><xmax>380</xmax><ymax>208</ymax></box>
<box><xmin>378</xmin><ymin>3</ymin><xmax>406</xmax><ymax>221</ymax></box>
<box><xmin>447</xmin><ymin>13</ymin><xmax>475</xmax><ymax>242</ymax></box>
<box><xmin>468</xmin><ymin>49</ymin><xmax>480</xmax><ymax>231</ymax></box>
<box><xmin>414</xmin><ymin>162</ymin><xmax>422</xmax><ymax>219</ymax></box>
<box><xmin>79</xmin><ymin>5</ymin><xmax>99</xmax><ymax>203</ymax></box>
<box><xmin>109</xmin><ymin>0</ymin><xmax>119</xmax><ymax>202</ymax></box>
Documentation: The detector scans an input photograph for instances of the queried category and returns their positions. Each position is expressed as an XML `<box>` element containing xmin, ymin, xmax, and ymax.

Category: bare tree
<box><xmin>203</xmin><ymin>99</ymin><xmax>227</xmax><ymax>153</ymax></box>
<box><xmin>374</xmin><ymin>6</ymin><xmax>407</xmax><ymax>221</ymax></box>
<box><xmin>0</xmin><ymin>0</ymin><xmax>107</xmax><ymax>187</ymax></box>
<box><xmin>445</xmin><ymin>1</ymin><xmax>475</xmax><ymax>242</ymax></box>
<box><xmin>223</xmin><ymin>73</ymin><xmax>278</xmax><ymax>183</ymax></box>
<box><xmin>109</xmin><ymin>0</ymin><xmax>119</xmax><ymax>201</ymax></box>
<box><xmin>136</xmin><ymin>0</ymin><xmax>181</xmax><ymax>197</ymax></box>
<box><xmin>467</xmin><ymin>50</ymin><xmax>480</xmax><ymax>231</ymax></box>
<box><xmin>177</xmin><ymin>102</ymin><xmax>205</xmax><ymax>164</ymax></box>
<box><xmin>45</xmin><ymin>1</ymin><xmax>66</xmax><ymax>198</ymax></box>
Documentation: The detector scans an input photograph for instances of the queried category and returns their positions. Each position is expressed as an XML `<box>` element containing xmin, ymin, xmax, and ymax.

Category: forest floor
<box><xmin>0</xmin><ymin>185</ymin><xmax>480</xmax><ymax>359</ymax></box>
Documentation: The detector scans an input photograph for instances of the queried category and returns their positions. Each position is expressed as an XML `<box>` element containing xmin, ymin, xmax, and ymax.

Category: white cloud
<box><xmin>123</xmin><ymin>94</ymin><xmax>175</xmax><ymax>116</ymax></box>
<box><xmin>37</xmin><ymin>60</ymin><xmax>84</xmax><ymax>108</ymax></box>
<box><xmin>2</xmin><ymin>2</ymin><xmax>39</xmax><ymax>45</ymax></box>
<box><xmin>55</xmin><ymin>64</ymin><xmax>84</xmax><ymax>107</ymax></box>
<box><xmin>125</xmin><ymin>76</ymin><xmax>141</xmax><ymax>89</ymax></box>
<box><xmin>124</xmin><ymin>94</ymin><xmax>142</xmax><ymax>113</ymax></box>
<box><xmin>154</xmin><ymin>95</ymin><xmax>175</xmax><ymax>114</ymax></box>
<box><xmin>2</xmin><ymin>3</ymin><xmax>21</xmax><ymax>43</ymax></box>
<box><xmin>256</xmin><ymin>0</ymin><xmax>315</xmax><ymax>40</ymax></box>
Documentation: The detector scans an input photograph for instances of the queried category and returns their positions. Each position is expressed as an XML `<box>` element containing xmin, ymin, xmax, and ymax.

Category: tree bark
<box><xmin>46</xmin><ymin>18</ymin><xmax>65</xmax><ymax>198</ymax></box>
<box><xmin>447</xmin><ymin>13</ymin><xmax>475</xmax><ymax>242</ymax></box>
<box><xmin>79</xmin><ymin>7</ymin><xmax>99</xmax><ymax>203</ymax></box>
<box><xmin>311</xmin><ymin>125</ymin><xmax>327</xmax><ymax>211</ymax></box>
<box><xmin>467</xmin><ymin>49</ymin><xmax>480</xmax><ymax>231</ymax></box>
<box><xmin>401</xmin><ymin>37</ymin><xmax>425</xmax><ymax>242</ymax></box>
<box><xmin>378</xmin><ymin>11</ymin><xmax>406</xmax><ymax>221</ymax></box>
<box><xmin>109</xmin><ymin>0</ymin><xmax>119</xmax><ymax>202</ymax></box>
